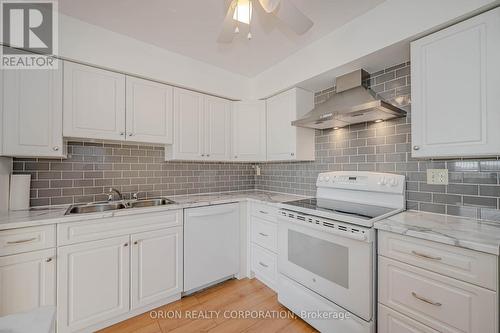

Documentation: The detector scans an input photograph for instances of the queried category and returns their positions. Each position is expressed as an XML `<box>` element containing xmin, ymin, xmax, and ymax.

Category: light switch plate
<box><xmin>427</xmin><ymin>169</ymin><xmax>449</xmax><ymax>185</ymax></box>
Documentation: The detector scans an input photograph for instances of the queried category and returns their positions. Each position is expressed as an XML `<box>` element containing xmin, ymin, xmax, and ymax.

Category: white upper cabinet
<box><xmin>204</xmin><ymin>95</ymin><xmax>231</xmax><ymax>161</ymax></box>
<box><xmin>168</xmin><ymin>88</ymin><xmax>205</xmax><ymax>160</ymax></box>
<box><xmin>266</xmin><ymin>87</ymin><xmax>315</xmax><ymax>161</ymax></box>
<box><xmin>232</xmin><ymin>100</ymin><xmax>266</xmax><ymax>162</ymax></box>
<box><xmin>411</xmin><ymin>7</ymin><xmax>500</xmax><ymax>158</ymax></box>
<box><xmin>125</xmin><ymin>76</ymin><xmax>173</xmax><ymax>144</ymax></box>
<box><xmin>1</xmin><ymin>54</ymin><xmax>64</xmax><ymax>157</ymax></box>
<box><xmin>166</xmin><ymin>88</ymin><xmax>231</xmax><ymax>161</ymax></box>
<box><xmin>63</xmin><ymin>61</ymin><xmax>126</xmax><ymax>141</ymax></box>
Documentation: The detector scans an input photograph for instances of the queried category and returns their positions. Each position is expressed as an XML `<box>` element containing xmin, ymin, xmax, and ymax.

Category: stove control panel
<box><xmin>316</xmin><ymin>171</ymin><xmax>405</xmax><ymax>194</ymax></box>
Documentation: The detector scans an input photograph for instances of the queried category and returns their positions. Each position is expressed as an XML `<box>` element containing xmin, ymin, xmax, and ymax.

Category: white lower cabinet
<box><xmin>57</xmin><ymin>236</ymin><xmax>130</xmax><ymax>333</ymax></box>
<box><xmin>131</xmin><ymin>227</ymin><xmax>183</xmax><ymax>309</ymax></box>
<box><xmin>378</xmin><ymin>304</ymin><xmax>440</xmax><ymax>333</ymax></box>
<box><xmin>56</xmin><ymin>211</ymin><xmax>183</xmax><ymax>333</ymax></box>
<box><xmin>0</xmin><ymin>248</ymin><xmax>56</xmax><ymax>316</ymax></box>
<box><xmin>378</xmin><ymin>231</ymin><xmax>498</xmax><ymax>333</ymax></box>
<box><xmin>249</xmin><ymin>202</ymin><xmax>278</xmax><ymax>290</ymax></box>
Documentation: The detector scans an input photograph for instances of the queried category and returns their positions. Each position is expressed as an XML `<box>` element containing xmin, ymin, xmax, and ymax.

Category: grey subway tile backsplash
<box><xmin>12</xmin><ymin>62</ymin><xmax>500</xmax><ymax>223</ymax></box>
<box><xmin>14</xmin><ymin>141</ymin><xmax>255</xmax><ymax>207</ymax></box>
<box><xmin>255</xmin><ymin>62</ymin><xmax>500</xmax><ymax>222</ymax></box>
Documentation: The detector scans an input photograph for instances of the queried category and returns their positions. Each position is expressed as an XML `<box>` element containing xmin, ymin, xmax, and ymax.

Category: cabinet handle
<box><xmin>7</xmin><ymin>237</ymin><xmax>37</xmax><ymax>244</ymax></box>
<box><xmin>124</xmin><ymin>243</ymin><xmax>129</xmax><ymax>247</ymax></box>
<box><xmin>411</xmin><ymin>250</ymin><xmax>442</xmax><ymax>261</ymax></box>
<box><xmin>53</xmin><ymin>146</ymin><xmax>59</xmax><ymax>151</ymax></box>
<box><xmin>290</xmin><ymin>152</ymin><xmax>295</xmax><ymax>156</ymax></box>
<box><xmin>234</xmin><ymin>155</ymin><xmax>238</xmax><ymax>159</ymax></box>
<box><xmin>46</xmin><ymin>257</ymin><xmax>54</xmax><ymax>263</ymax></box>
<box><xmin>258</xmin><ymin>262</ymin><xmax>269</xmax><ymax>268</ymax></box>
<box><xmin>206</xmin><ymin>154</ymin><xmax>210</xmax><ymax>157</ymax></box>
<box><xmin>413</xmin><ymin>145</ymin><xmax>420</xmax><ymax>150</ymax></box>
<box><xmin>411</xmin><ymin>292</ymin><xmax>442</xmax><ymax>306</ymax></box>
<box><xmin>259</xmin><ymin>210</ymin><xmax>268</xmax><ymax>214</ymax></box>
<box><xmin>258</xmin><ymin>232</ymin><xmax>269</xmax><ymax>237</ymax></box>
<box><xmin>134</xmin><ymin>241</ymin><xmax>139</xmax><ymax>245</ymax></box>
<box><xmin>128</xmin><ymin>133</ymin><xmax>134</xmax><ymax>137</ymax></box>
<box><xmin>201</xmin><ymin>154</ymin><xmax>205</xmax><ymax>157</ymax></box>
<box><xmin>120</xmin><ymin>132</ymin><xmax>125</xmax><ymax>136</ymax></box>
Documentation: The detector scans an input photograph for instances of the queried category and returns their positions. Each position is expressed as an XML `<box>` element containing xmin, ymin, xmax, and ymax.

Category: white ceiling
<box><xmin>58</xmin><ymin>0</ymin><xmax>385</xmax><ymax>77</ymax></box>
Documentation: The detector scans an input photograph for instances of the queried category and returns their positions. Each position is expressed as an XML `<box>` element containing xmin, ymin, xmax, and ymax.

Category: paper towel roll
<box><xmin>9</xmin><ymin>174</ymin><xmax>31</xmax><ymax>210</ymax></box>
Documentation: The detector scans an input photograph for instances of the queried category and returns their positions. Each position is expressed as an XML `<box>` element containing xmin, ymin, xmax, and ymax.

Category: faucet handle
<box><xmin>132</xmin><ymin>192</ymin><xmax>139</xmax><ymax>200</ymax></box>
<box><xmin>107</xmin><ymin>193</ymin><xmax>114</xmax><ymax>201</ymax></box>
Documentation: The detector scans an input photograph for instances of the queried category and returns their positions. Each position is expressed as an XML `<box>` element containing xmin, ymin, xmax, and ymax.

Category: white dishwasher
<box><xmin>184</xmin><ymin>203</ymin><xmax>239</xmax><ymax>293</ymax></box>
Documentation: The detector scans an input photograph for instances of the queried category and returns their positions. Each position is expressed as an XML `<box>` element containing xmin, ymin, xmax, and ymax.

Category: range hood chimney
<box><xmin>292</xmin><ymin>69</ymin><xmax>407</xmax><ymax>129</ymax></box>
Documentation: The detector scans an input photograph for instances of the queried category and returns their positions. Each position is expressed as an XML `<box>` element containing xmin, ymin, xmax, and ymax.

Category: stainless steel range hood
<box><xmin>292</xmin><ymin>69</ymin><xmax>407</xmax><ymax>129</ymax></box>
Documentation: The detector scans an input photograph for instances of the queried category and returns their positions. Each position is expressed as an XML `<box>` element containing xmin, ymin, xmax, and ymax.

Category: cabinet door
<box><xmin>266</xmin><ymin>90</ymin><xmax>297</xmax><ymax>160</ymax></box>
<box><xmin>232</xmin><ymin>100</ymin><xmax>266</xmax><ymax>161</ymax></box>
<box><xmin>204</xmin><ymin>95</ymin><xmax>231</xmax><ymax>161</ymax></box>
<box><xmin>125</xmin><ymin>76</ymin><xmax>173</xmax><ymax>144</ymax></box>
<box><xmin>0</xmin><ymin>249</ymin><xmax>56</xmax><ymax>316</ymax></box>
<box><xmin>131</xmin><ymin>227</ymin><xmax>182</xmax><ymax>309</ymax></box>
<box><xmin>411</xmin><ymin>7</ymin><xmax>500</xmax><ymax>158</ymax></box>
<box><xmin>63</xmin><ymin>62</ymin><xmax>126</xmax><ymax>141</ymax></box>
<box><xmin>1</xmin><ymin>55</ymin><xmax>63</xmax><ymax>157</ymax></box>
<box><xmin>170</xmin><ymin>88</ymin><xmax>204</xmax><ymax>160</ymax></box>
<box><xmin>57</xmin><ymin>236</ymin><xmax>130</xmax><ymax>333</ymax></box>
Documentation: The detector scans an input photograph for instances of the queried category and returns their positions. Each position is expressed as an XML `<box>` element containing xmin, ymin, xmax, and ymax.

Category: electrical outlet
<box><xmin>427</xmin><ymin>169</ymin><xmax>448</xmax><ymax>185</ymax></box>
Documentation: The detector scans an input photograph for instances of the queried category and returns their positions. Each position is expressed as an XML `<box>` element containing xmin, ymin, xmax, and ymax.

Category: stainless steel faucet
<box><xmin>107</xmin><ymin>187</ymin><xmax>123</xmax><ymax>201</ymax></box>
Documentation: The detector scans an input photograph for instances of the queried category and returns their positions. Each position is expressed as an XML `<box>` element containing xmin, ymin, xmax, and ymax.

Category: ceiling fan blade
<box><xmin>274</xmin><ymin>0</ymin><xmax>313</xmax><ymax>34</ymax></box>
<box><xmin>258</xmin><ymin>0</ymin><xmax>280</xmax><ymax>13</ymax></box>
<box><xmin>217</xmin><ymin>0</ymin><xmax>238</xmax><ymax>43</ymax></box>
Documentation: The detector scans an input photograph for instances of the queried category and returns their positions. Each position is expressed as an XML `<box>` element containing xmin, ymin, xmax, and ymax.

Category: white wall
<box><xmin>0</xmin><ymin>157</ymin><xmax>12</xmax><ymax>211</ymax></box>
<box><xmin>249</xmin><ymin>0</ymin><xmax>498</xmax><ymax>99</ymax></box>
<box><xmin>58</xmin><ymin>14</ymin><xmax>250</xmax><ymax>100</ymax></box>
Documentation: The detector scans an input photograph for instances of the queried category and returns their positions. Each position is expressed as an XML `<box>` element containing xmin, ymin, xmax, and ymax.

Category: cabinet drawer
<box><xmin>378</xmin><ymin>304</ymin><xmax>440</xmax><ymax>333</ymax></box>
<box><xmin>250</xmin><ymin>203</ymin><xmax>277</xmax><ymax>222</ymax></box>
<box><xmin>58</xmin><ymin>210</ymin><xmax>182</xmax><ymax>246</ymax></box>
<box><xmin>379</xmin><ymin>256</ymin><xmax>497</xmax><ymax>333</ymax></box>
<box><xmin>251</xmin><ymin>216</ymin><xmax>277</xmax><ymax>252</ymax></box>
<box><xmin>0</xmin><ymin>225</ymin><xmax>56</xmax><ymax>256</ymax></box>
<box><xmin>378</xmin><ymin>231</ymin><xmax>497</xmax><ymax>290</ymax></box>
<box><xmin>251</xmin><ymin>244</ymin><xmax>277</xmax><ymax>289</ymax></box>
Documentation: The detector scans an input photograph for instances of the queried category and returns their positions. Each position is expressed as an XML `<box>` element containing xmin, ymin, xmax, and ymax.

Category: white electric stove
<box><xmin>277</xmin><ymin>171</ymin><xmax>406</xmax><ymax>333</ymax></box>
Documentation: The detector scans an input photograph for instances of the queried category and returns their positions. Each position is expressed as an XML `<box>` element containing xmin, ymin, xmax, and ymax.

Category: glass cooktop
<box><xmin>282</xmin><ymin>198</ymin><xmax>395</xmax><ymax>220</ymax></box>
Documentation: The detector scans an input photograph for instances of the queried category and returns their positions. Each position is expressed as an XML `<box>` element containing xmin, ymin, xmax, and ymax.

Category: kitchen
<box><xmin>0</xmin><ymin>1</ymin><xmax>499</xmax><ymax>332</ymax></box>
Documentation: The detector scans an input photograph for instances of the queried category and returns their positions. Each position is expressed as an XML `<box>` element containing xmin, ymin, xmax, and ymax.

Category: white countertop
<box><xmin>0</xmin><ymin>190</ymin><xmax>308</xmax><ymax>230</ymax></box>
<box><xmin>374</xmin><ymin>210</ymin><xmax>500</xmax><ymax>255</ymax></box>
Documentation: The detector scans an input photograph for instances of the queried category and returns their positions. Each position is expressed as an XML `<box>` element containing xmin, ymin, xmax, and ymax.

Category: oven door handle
<box><xmin>279</xmin><ymin>217</ymin><xmax>369</xmax><ymax>242</ymax></box>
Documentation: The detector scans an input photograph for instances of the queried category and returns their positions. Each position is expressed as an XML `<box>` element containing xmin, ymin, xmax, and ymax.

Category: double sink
<box><xmin>65</xmin><ymin>198</ymin><xmax>175</xmax><ymax>215</ymax></box>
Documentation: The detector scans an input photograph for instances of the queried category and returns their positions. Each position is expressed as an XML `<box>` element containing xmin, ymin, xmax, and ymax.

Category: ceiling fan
<box><xmin>217</xmin><ymin>0</ymin><xmax>313</xmax><ymax>42</ymax></box>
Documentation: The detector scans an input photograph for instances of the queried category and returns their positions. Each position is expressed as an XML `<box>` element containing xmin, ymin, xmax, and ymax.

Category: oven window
<box><xmin>288</xmin><ymin>230</ymin><xmax>349</xmax><ymax>288</ymax></box>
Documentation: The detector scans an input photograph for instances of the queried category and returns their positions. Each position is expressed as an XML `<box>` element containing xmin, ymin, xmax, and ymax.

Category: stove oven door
<box><xmin>277</xmin><ymin>215</ymin><xmax>374</xmax><ymax>321</ymax></box>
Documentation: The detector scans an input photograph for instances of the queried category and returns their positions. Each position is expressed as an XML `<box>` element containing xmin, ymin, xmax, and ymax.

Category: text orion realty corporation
<box><xmin>1</xmin><ymin>0</ymin><xmax>58</xmax><ymax>69</ymax></box>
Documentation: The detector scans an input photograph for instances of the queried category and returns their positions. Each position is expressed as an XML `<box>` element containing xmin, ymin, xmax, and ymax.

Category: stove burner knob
<box><xmin>325</xmin><ymin>176</ymin><xmax>330</xmax><ymax>182</ymax></box>
<box><xmin>378</xmin><ymin>177</ymin><xmax>386</xmax><ymax>185</ymax></box>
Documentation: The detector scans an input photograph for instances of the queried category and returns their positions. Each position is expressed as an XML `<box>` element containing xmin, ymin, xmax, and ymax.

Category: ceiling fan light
<box><xmin>247</xmin><ymin>31</ymin><xmax>252</xmax><ymax>39</ymax></box>
<box><xmin>233</xmin><ymin>0</ymin><xmax>252</xmax><ymax>24</ymax></box>
<box><xmin>234</xmin><ymin>26</ymin><xmax>240</xmax><ymax>33</ymax></box>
